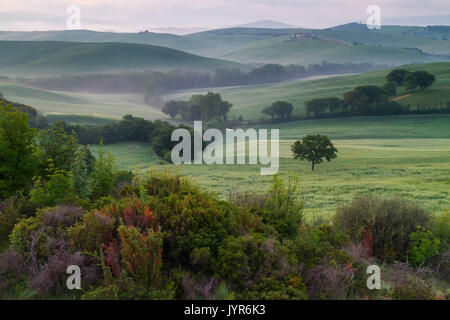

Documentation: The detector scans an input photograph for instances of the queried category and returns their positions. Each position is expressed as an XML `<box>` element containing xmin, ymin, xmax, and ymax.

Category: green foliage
<box><xmin>0</xmin><ymin>103</ymin><xmax>37</xmax><ymax>199</ymax></box>
<box><xmin>292</xmin><ymin>224</ymin><xmax>350</xmax><ymax>268</ymax></box>
<box><xmin>334</xmin><ymin>195</ymin><xmax>431</xmax><ymax>261</ymax></box>
<box><xmin>89</xmin><ymin>144</ymin><xmax>116</xmax><ymax>199</ymax></box>
<box><xmin>291</xmin><ymin>134</ymin><xmax>338</xmax><ymax>171</ymax></box>
<box><xmin>261</xmin><ymin>175</ymin><xmax>303</xmax><ymax>239</ymax></box>
<box><xmin>391</xmin><ymin>283</ymin><xmax>434</xmax><ymax>300</ymax></box>
<box><xmin>215</xmin><ymin>234</ymin><xmax>294</xmax><ymax>294</ymax></box>
<box><xmin>386</xmin><ymin>69</ymin><xmax>410</xmax><ymax>86</ymax></box>
<box><xmin>404</xmin><ymin>70</ymin><xmax>436</xmax><ymax>91</ymax></box>
<box><xmin>30</xmin><ymin>169</ymin><xmax>75</xmax><ymax>208</ymax></box>
<box><xmin>36</xmin><ymin>122</ymin><xmax>79</xmax><ymax>174</ymax></box>
<box><xmin>169</xmin><ymin>92</ymin><xmax>233</xmax><ymax>121</ymax></box>
<box><xmin>262</xmin><ymin>101</ymin><xmax>294</xmax><ymax>119</ymax></box>
<box><xmin>408</xmin><ymin>227</ymin><xmax>441</xmax><ymax>267</ymax></box>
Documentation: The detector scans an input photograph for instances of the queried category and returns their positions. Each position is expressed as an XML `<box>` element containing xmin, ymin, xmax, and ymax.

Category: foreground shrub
<box><xmin>334</xmin><ymin>195</ymin><xmax>430</xmax><ymax>261</ymax></box>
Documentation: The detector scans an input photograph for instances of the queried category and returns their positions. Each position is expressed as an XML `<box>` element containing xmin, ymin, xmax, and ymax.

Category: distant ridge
<box><xmin>234</xmin><ymin>20</ymin><xmax>299</xmax><ymax>29</ymax></box>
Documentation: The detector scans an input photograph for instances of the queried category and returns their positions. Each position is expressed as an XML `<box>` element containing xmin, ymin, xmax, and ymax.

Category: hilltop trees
<box><xmin>291</xmin><ymin>135</ymin><xmax>338</xmax><ymax>171</ymax></box>
<box><xmin>263</xmin><ymin>101</ymin><xmax>294</xmax><ymax>119</ymax></box>
<box><xmin>387</xmin><ymin>69</ymin><xmax>436</xmax><ymax>92</ymax></box>
<box><xmin>404</xmin><ymin>71</ymin><xmax>436</xmax><ymax>91</ymax></box>
<box><xmin>387</xmin><ymin>69</ymin><xmax>410</xmax><ymax>86</ymax></box>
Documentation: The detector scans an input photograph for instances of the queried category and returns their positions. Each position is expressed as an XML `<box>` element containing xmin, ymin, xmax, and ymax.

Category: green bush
<box><xmin>334</xmin><ymin>195</ymin><xmax>430</xmax><ymax>261</ymax></box>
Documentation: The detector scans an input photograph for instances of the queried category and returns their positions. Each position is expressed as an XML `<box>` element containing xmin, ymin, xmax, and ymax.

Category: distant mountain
<box><xmin>0</xmin><ymin>41</ymin><xmax>246</xmax><ymax>76</ymax></box>
<box><xmin>234</xmin><ymin>20</ymin><xmax>299</xmax><ymax>29</ymax></box>
<box><xmin>147</xmin><ymin>27</ymin><xmax>209</xmax><ymax>35</ymax></box>
<box><xmin>383</xmin><ymin>15</ymin><xmax>450</xmax><ymax>27</ymax></box>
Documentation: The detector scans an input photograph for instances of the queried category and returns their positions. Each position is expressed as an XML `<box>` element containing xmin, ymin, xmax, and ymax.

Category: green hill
<box><xmin>164</xmin><ymin>62</ymin><xmax>450</xmax><ymax>120</ymax></box>
<box><xmin>0</xmin><ymin>82</ymin><xmax>166</xmax><ymax>120</ymax></box>
<box><xmin>0</xmin><ymin>41</ymin><xmax>245</xmax><ymax>76</ymax></box>
<box><xmin>0</xmin><ymin>30</ymin><xmax>215</xmax><ymax>55</ymax></box>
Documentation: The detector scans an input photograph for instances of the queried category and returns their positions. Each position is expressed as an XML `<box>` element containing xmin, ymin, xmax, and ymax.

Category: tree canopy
<box><xmin>291</xmin><ymin>134</ymin><xmax>338</xmax><ymax>171</ymax></box>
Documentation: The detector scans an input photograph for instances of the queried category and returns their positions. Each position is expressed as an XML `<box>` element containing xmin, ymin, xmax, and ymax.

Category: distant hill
<box><xmin>218</xmin><ymin>35</ymin><xmax>447</xmax><ymax>66</ymax></box>
<box><xmin>234</xmin><ymin>20</ymin><xmax>299</xmax><ymax>29</ymax></box>
<box><xmin>0</xmin><ymin>41</ymin><xmax>246</xmax><ymax>76</ymax></box>
<box><xmin>0</xmin><ymin>30</ymin><xmax>215</xmax><ymax>55</ymax></box>
<box><xmin>383</xmin><ymin>15</ymin><xmax>450</xmax><ymax>27</ymax></box>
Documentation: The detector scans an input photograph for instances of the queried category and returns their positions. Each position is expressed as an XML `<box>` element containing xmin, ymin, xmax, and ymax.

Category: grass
<box><xmin>92</xmin><ymin>115</ymin><xmax>450</xmax><ymax>221</ymax></box>
<box><xmin>219</xmin><ymin>36</ymin><xmax>444</xmax><ymax>65</ymax></box>
<box><xmin>0</xmin><ymin>82</ymin><xmax>167</xmax><ymax>120</ymax></box>
<box><xmin>0</xmin><ymin>41</ymin><xmax>245</xmax><ymax>76</ymax></box>
<box><xmin>166</xmin><ymin>62</ymin><xmax>450</xmax><ymax>120</ymax></box>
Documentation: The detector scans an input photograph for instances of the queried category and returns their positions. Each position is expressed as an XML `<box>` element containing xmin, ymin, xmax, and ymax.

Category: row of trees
<box><xmin>162</xmin><ymin>92</ymin><xmax>232</xmax><ymax>121</ymax></box>
<box><xmin>16</xmin><ymin>62</ymin><xmax>388</xmax><ymax>102</ymax></box>
<box><xmin>305</xmin><ymin>69</ymin><xmax>437</xmax><ymax>117</ymax></box>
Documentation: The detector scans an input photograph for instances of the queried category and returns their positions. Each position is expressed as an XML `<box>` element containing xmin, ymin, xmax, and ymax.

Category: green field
<box><xmin>166</xmin><ymin>62</ymin><xmax>450</xmax><ymax>120</ymax></box>
<box><xmin>0</xmin><ymin>82</ymin><xmax>167</xmax><ymax>120</ymax></box>
<box><xmin>0</xmin><ymin>41</ymin><xmax>244</xmax><ymax>76</ymax></box>
<box><xmin>91</xmin><ymin>114</ymin><xmax>450</xmax><ymax>221</ymax></box>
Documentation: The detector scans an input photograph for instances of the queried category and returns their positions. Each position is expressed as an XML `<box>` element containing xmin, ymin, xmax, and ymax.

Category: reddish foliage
<box><xmin>362</xmin><ymin>228</ymin><xmax>373</xmax><ymax>257</ymax></box>
<box><xmin>101</xmin><ymin>239</ymin><xmax>121</xmax><ymax>278</ymax></box>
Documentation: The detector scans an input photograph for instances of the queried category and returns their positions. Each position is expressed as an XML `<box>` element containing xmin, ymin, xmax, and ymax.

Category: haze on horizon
<box><xmin>0</xmin><ymin>0</ymin><xmax>449</xmax><ymax>33</ymax></box>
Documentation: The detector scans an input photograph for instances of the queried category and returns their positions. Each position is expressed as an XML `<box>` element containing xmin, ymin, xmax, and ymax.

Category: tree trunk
<box><xmin>311</xmin><ymin>161</ymin><xmax>315</xmax><ymax>171</ymax></box>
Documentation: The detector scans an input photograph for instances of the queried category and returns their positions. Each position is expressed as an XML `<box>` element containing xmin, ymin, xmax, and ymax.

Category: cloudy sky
<box><xmin>0</xmin><ymin>0</ymin><xmax>449</xmax><ymax>32</ymax></box>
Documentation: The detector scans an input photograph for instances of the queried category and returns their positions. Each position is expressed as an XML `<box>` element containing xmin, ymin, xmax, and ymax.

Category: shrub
<box><xmin>334</xmin><ymin>195</ymin><xmax>430</xmax><ymax>261</ymax></box>
<box><xmin>408</xmin><ymin>227</ymin><xmax>441</xmax><ymax>267</ymax></box>
<box><xmin>260</xmin><ymin>175</ymin><xmax>303</xmax><ymax>239</ymax></box>
<box><xmin>30</xmin><ymin>170</ymin><xmax>76</xmax><ymax>208</ymax></box>
<box><xmin>215</xmin><ymin>234</ymin><xmax>294</xmax><ymax>293</ymax></box>
<box><xmin>118</xmin><ymin>224</ymin><xmax>163</xmax><ymax>289</ymax></box>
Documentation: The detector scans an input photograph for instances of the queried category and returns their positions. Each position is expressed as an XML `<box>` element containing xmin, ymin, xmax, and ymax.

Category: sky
<box><xmin>0</xmin><ymin>0</ymin><xmax>449</xmax><ymax>32</ymax></box>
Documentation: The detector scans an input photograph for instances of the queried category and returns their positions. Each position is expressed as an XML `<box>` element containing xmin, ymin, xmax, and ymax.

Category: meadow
<box><xmin>91</xmin><ymin>114</ymin><xmax>450</xmax><ymax>222</ymax></box>
<box><xmin>165</xmin><ymin>62</ymin><xmax>450</xmax><ymax>121</ymax></box>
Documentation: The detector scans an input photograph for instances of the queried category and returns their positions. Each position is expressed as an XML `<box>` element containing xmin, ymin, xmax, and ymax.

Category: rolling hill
<box><xmin>0</xmin><ymin>41</ymin><xmax>245</xmax><ymax>76</ymax></box>
<box><xmin>164</xmin><ymin>62</ymin><xmax>450</xmax><ymax>121</ymax></box>
<box><xmin>1</xmin><ymin>24</ymin><xmax>449</xmax><ymax>64</ymax></box>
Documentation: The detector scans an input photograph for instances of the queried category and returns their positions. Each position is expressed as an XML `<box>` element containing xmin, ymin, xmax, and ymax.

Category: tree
<box><xmin>36</xmin><ymin>122</ymin><xmax>79</xmax><ymax>174</ymax></box>
<box><xmin>0</xmin><ymin>103</ymin><xmax>37</xmax><ymax>198</ymax></box>
<box><xmin>382</xmin><ymin>82</ymin><xmax>397</xmax><ymax>97</ymax></box>
<box><xmin>404</xmin><ymin>71</ymin><xmax>436</xmax><ymax>91</ymax></box>
<box><xmin>386</xmin><ymin>69</ymin><xmax>410</xmax><ymax>86</ymax></box>
<box><xmin>90</xmin><ymin>143</ymin><xmax>116</xmax><ymax>199</ymax></box>
<box><xmin>291</xmin><ymin>135</ymin><xmax>338</xmax><ymax>171</ymax></box>
<box><xmin>271</xmin><ymin>101</ymin><xmax>294</xmax><ymax>118</ymax></box>
<box><xmin>262</xmin><ymin>106</ymin><xmax>275</xmax><ymax>119</ymax></box>
<box><xmin>162</xmin><ymin>100</ymin><xmax>181</xmax><ymax>120</ymax></box>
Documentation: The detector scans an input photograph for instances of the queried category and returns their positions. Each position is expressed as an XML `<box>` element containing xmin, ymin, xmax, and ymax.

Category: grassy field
<box><xmin>219</xmin><ymin>36</ymin><xmax>443</xmax><ymax>65</ymax></box>
<box><xmin>0</xmin><ymin>41</ymin><xmax>245</xmax><ymax>76</ymax></box>
<box><xmin>91</xmin><ymin>114</ymin><xmax>450</xmax><ymax>222</ymax></box>
<box><xmin>0</xmin><ymin>82</ymin><xmax>167</xmax><ymax>120</ymax></box>
<box><xmin>166</xmin><ymin>62</ymin><xmax>450</xmax><ymax>120</ymax></box>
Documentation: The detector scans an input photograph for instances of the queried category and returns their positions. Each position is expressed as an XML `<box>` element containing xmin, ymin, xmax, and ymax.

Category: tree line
<box><xmin>15</xmin><ymin>62</ymin><xmax>389</xmax><ymax>102</ymax></box>
<box><xmin>305</xmin><ymin>69</ymin><xmax>438</xmax><ymax>117</ymax></box>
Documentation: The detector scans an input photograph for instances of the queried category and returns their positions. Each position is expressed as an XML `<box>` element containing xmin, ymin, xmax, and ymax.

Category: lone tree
<box><xmin>291</xmin><ymin>134</ymin><xmax>338</xmax><ymax>171</ymax></box>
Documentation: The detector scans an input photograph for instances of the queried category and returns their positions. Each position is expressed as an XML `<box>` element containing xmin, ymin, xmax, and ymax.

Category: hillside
<box><xmin>0</xmin><ymin>41</ymin><xmax>245</xmax><ymax>76</ymax></box>
<box><xmin>164</xmin><ymin>62</ymin><xmax>450</xmax><ymax>120</ymax></box>
<box><xmin>0</xmin><ymin>82</ymin><xmax>166</xmax><ymax>120</ymax></box>
<box><xmin>0</xmin><ymin>30</ymin><xmax>214</xmax><ymax>55</ymax></box>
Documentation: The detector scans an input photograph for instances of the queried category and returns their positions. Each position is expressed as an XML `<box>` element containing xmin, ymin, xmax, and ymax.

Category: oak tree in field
<box><xmin>291</xmin><ymin>134</ymin><xmax>337</xmax><ymax>171</ymax></box>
